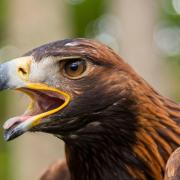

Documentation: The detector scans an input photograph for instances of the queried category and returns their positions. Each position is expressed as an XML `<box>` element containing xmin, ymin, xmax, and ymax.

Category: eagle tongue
<box><xmin>3</xmin><ymin>116</ymin><xmax>32</xmax><ymax>130</ymax></box>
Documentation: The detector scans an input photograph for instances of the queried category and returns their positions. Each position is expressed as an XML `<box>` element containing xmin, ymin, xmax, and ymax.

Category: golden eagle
<box><xmin>0</xmin><ymin>39</ymin><xmax>180</xmax><ymax>180</ymax></box>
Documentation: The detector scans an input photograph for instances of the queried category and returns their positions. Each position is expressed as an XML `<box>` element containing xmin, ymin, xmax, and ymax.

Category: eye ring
<box><xmin>62</xmin><ymin>59</ymin><xmax>87</xmax><ymax>79</ymax></box>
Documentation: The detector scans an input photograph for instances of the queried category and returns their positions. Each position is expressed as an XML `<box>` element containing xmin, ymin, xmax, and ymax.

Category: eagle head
<box><xmin>1</xmin><ymin>38</ymin><xmax>137</xmax><ymax>142</ymax></box>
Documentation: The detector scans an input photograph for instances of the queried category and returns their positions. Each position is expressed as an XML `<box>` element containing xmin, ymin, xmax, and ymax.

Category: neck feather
<box><xmin>64</xmin><ymin>82</ymin><xmax>180</xmax><ymax>180</ymax></box>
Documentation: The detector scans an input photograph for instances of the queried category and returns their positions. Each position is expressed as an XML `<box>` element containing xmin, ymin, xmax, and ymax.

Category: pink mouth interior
<box><xmin>3</xmin><ymin>89</ymin><xmax>65</xmax><ymax>130</ymax></box>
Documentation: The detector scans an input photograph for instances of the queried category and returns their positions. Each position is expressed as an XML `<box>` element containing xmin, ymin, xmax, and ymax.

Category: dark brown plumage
<box><xmin>1</xmin><ymin>39</ymin><xmax>180</xmax><ymax>180</ymax></box>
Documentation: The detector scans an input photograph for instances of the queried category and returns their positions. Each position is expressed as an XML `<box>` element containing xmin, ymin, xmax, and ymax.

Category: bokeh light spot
<box><xmin>172</xmin><ymin>0</ymin><xmax>180</xmax><ymax>14</ymax></box>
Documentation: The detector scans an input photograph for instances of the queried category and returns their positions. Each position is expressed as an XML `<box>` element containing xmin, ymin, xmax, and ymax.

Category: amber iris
<box><xmin>64</xmin><ymin>59</ymin><xmax>86</xmax><ymax>78</ymax></box>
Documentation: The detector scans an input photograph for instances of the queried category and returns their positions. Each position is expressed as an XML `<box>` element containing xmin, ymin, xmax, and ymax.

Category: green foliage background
<box><xmin>68</xmin><ymin>0</ymin><xmax>107</xmax><ymax>36</ymax></box>
<box><xmin>160</xmin><ymin>0</ymin><xmax>180</xmax><ymax>100</ymax></box>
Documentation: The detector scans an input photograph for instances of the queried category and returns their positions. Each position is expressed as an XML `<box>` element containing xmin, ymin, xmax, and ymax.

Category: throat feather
<box><xmin>64</xmin><ymin>91</ymin><xmax>180</xmax><ymax>180</ymax></box>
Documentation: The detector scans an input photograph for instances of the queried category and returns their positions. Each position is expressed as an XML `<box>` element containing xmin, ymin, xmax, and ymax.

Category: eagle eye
<box><xmin>63</xmin><ymin>59</ymin><xmax>86</xmax><ymax>79</ymax></box>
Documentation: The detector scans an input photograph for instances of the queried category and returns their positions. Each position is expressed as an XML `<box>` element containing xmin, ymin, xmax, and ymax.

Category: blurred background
<box><xmin>0</xmin><ymin>0</ymin><xmax>180</xmax><ymax>179</ymax></box>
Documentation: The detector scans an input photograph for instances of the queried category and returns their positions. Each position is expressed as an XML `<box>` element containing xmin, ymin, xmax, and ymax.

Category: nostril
<box><xmin>18</xmin><ymin>67</ymin><xmax>27</xmax><ymax>75</ymax></box>
<box><xmin>16</xmin><ymin>58</ymin><xmax>31</xmax><ymax>81</ymax></box>
<box><xmin>17</xmin><ymin>66</ymin><xmax>29</xmax><ymax>81</ymax></box>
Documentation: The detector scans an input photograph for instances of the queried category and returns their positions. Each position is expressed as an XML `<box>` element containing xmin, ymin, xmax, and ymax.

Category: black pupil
<box><xmin>70</xmin><ymin>61</ymin><xmax>80</xmax><ymax>71</ymax></box>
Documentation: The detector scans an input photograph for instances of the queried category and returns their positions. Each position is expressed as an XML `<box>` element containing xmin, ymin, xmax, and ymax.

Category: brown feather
<box><xmin>165</xmin><ymin>147</ymin><xmax>180</xmax><ymax>180</ymax></box>
<box><xmin>39</xmin><ymin>159</ymin><xmax>70</xmax><ymax>180</ymax></box>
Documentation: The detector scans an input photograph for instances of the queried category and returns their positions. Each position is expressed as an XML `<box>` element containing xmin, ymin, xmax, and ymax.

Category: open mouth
<box><xmin>3</xmin><ymin>83</ymin><xmax>70</xmax><ymax>141</ymax></box>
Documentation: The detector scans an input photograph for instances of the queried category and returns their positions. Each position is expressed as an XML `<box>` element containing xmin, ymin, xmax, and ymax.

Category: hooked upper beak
<box><xmin>0</xmin><ymin>56</ymin><xmax>70</xmax><ymax>141</ymax></box>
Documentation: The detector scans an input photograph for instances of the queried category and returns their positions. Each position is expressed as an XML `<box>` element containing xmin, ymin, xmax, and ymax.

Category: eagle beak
<box><xmin>0</xmin><ymin>57</ymin><xmax>70</xmax><ymax>141</ymax></box>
